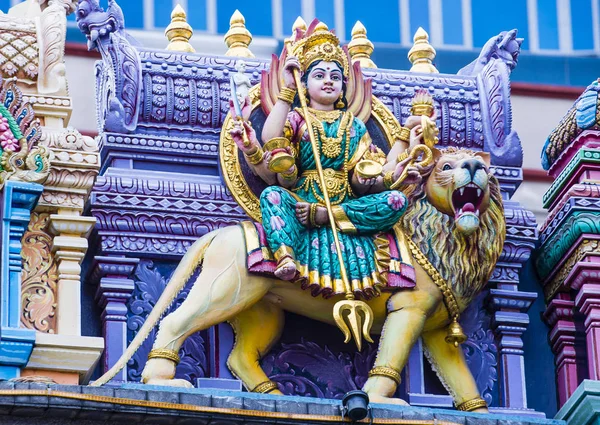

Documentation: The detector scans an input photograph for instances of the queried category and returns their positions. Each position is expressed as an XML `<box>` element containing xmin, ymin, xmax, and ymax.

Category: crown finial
<box><xmin>348</xmin><ymin>21</ymin><xmax>376</xmax><ymax>69</ymax></box>
<box><xmin>292</xmin><ymin>16</ymin><xmax>307</xmax><ymax>34</ymax></box>
<box><xmin>165</xmin><ymin>4</ymin><xmax>195</xmax><ymax>53</ymax></box>
<box><xmin>408</xmin><ymin>27</ymin><xmax>438</xmax><ymax>73</ymax></box>
<box><xmin>224</xmin><ymin>10</ymin><xmax>254</xmax><ymax>58</ymax></box>
<box><xmin>315</xmin><ymin>21</ymin><xmax>329</xmax><ymax>32</ymax></box>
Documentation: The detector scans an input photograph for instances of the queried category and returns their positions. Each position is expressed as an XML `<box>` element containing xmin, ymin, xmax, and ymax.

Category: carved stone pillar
<box><xmin>48</xmin><ymin>215</ymin><xmax>96</xmax><ymax>336</ymax></box>
<box><xmin>575</xmin><ymin>283</ymin><xmax>600</xmax><ymax>381</ymax></box>
<box><xmin>544</xmin><ymin>297</ymin><xmax>586</xmax><ymax>406</ymax></box>
<box><xmin>91</xmin><ymin>256</ymin><xmax>139</xmax><ymax>382</ymax></box>
<box><xmin>486</xmin><ymin>199</ymin><xmax>538</xmax><ymax>410</ymax></box>
<box><xmin>487</xmin><ymin>288</ymin><xmax>537</xmax><ymax>409</ymax></box>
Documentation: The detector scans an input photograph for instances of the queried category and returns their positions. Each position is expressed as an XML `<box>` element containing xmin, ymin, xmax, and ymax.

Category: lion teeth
<box><xmin>477</xmin><ymin>188</ymin><xmax>481</xmax><ymax>197</ymax></box>
<box><xmin>476</xmin><ymin>210</ymin><xmax>480</xmax><ymax>217</ymax></box>
<box><xmin>459</xmin><ymin>187</ymin><xmax>464</xmax><ymax>195</ymax></box>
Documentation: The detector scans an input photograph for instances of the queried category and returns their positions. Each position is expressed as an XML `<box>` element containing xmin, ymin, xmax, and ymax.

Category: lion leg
<box><xmin>422</xmin><ymin>327</ymin><xmax>488</xmax><ymax>413</ymax></box>
<box><xmin>228</xmin><ymin>298</ymin><xmax>285</xmax><ymax>394</ymax></box>
<box><xmin>363</xmin><ymin>286</ymin><xmax>443</xmax><ymax>405</ymax></box>
<box><xmin>142</xmin><ymin>227</ymin><xmax>273</xmax><ymax>387</ymax></box>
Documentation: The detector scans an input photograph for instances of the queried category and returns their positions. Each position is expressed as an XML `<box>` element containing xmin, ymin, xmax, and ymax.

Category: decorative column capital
<box><xmin>575</xmin><ymin>283</ymin><xmax>600</xmax><ymax>319</ymax></box>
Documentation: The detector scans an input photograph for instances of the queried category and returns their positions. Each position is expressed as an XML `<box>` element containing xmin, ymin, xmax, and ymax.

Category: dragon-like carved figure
<box><xmin>0</xmin><ymin>76</ymin><xmax>50</xmax><ymax>188</ymax></box>
<box><xmin>76</xmin><ymin>0</ymin><xmax>137</xmax><ymax>50</ymax></box>
<box><xmin>458</xmin><ymin>29</ymin><xmax>523</xmax><ymax>76</ymax></box>
<box><xmin>93</xmin><ymin>148</ymin><xmax>505</xmax><ymax>410</ymax></box>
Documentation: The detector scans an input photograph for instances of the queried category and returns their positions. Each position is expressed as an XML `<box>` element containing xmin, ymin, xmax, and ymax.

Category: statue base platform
<box><xmin>0</xmin><ymin>381</ymin><xmax>563</xmax><ymax>424</ymax></box>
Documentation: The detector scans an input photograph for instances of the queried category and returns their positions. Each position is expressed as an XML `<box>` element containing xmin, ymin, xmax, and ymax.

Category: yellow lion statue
<box><xmin>92</xmin><ymin>147</ymin><xmax>505</xmax><ymax>413</ymax></box>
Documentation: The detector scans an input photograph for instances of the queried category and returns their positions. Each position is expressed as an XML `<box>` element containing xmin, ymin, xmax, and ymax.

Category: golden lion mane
<box><xmin>401</xmin><ymin>171</ymin><xmax>505</xmax><ymax>302</ymax></box>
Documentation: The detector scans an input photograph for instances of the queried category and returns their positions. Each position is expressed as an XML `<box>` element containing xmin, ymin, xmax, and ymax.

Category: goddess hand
<box><xmin>403</xmin><ymin>111</ymin><xmax>437</xmax><ymax>129</ymax></box>
<box><xmin>393</xmin><ymin>157</ymin><xmax>422</xmax><ymax>186</ymax></box>
<box><xmin>283</xmin><ymin>55</ymin><xmax>301</xmax><ymax>89</ymax></box>
<box><xmin>357</xmin><ymin>175</ymin><xmax>379</xmax><ymax>186</ymax></box>
<box><xmin>409</xmin><ymin>125</ymin><xmax>424</xmax><ymax>149</ymax></box>
<box><xmin>230</xmin><ymin>120</ymin><xmax>258</xmax><ymax>153</ymax></box>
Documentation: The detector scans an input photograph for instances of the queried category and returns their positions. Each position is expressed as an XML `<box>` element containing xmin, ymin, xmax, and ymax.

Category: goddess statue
<box><xmin>230</xmin><ymin>21</ymin><xmax>427</xmax><ymax>296</ymax></box>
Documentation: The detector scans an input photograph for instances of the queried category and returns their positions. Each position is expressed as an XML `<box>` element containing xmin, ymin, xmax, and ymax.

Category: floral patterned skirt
<box><xmin>255</xmin><ymin>186</ymin><xmax>414</xmax><ymax>299</ymax></box>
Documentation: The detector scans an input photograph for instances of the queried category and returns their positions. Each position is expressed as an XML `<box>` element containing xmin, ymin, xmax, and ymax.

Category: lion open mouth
<box><xmin>452</xmin><ymin>182</ymin><xmax>484</xmax><ymax>220</ymax></box>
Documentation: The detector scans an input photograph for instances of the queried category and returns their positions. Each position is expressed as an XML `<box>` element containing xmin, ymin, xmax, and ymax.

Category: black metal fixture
<box><xmin>341</xmin><ymin>390</ymin><xmax>372</xmax><ymax>423</ymax></box>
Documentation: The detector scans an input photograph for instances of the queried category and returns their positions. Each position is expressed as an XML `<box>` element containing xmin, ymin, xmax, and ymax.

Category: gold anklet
<box><xmin>251</xmin><ymin>380</ymin><xmax>279</xmax><ymax>394</ymax></box>
<box><xmin>368</xmin><ymin>366</ymin><xmax>402</xmax><ymax>385</ymax></box>
<box><xmin>456</xmin><ymin>397</ymin><xmax>487</xmax><ymax>412</ymax></box>
<box><xmin>147</xmin><ymin>348</ymin><xmax>181</xmax><ymax>365</ymax></box>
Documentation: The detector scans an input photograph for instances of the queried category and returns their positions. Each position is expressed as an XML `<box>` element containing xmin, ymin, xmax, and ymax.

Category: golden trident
<box><xmin>285</xmin><ymin>41</ymin><xmax>374</xmax><ymax>351</ymax></box>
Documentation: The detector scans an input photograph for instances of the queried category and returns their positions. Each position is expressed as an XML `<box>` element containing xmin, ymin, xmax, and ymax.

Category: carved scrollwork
<box><xmin>21</xmin><ymin>212</ymin><xmax>58</xmax><ymax>333</ymax></box>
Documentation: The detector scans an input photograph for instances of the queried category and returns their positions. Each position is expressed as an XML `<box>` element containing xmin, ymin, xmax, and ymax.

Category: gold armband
<box><xmin>148</xmin><ymin>348</ymin><xmax>181</xmax><ymax>365</ymax></box>
<box><xmin>456</xmin><ymin>397</ymin><xmax>488</xmax><ymax>412</ymax></box>
<box><xmin>368</xmin><ymin>366</ymin><xmax>402</xmax><ymax>385</ymax></box>
<box><xmin>383</xmin><ymin>171</ymin><xmax>395</xmax><ymax>189</ymax></box>
<box><xmin>244</xmin><ymin>146</ymin><xmax>264</xmax><ymax>165</ymax></box>
<box><xmin>278</xmin><ymin>87</ymin><xmax>296</xmax><ymax>104</ymax></box>
<box><xmin>399</xmin><ymin>126</ymin><xmax>410</xmax><ymax>143</ymax></box>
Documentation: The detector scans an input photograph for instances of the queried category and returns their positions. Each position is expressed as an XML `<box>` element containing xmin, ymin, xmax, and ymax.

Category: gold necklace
<box><xmin>307</xmin><ymin>107</ymin><xmax>342</xmax><ymax>124</ymax></box>
<box><xmin>312</xmin><ymin>111</ymin><xmax>349</xmax><ymax>159</ymax></box>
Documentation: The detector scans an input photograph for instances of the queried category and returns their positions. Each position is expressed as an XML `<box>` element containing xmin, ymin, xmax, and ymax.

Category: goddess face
<box><xmin>305</xmin><ymin>61</ymin><xmax>344</xmax><ymax>107</ymax></box>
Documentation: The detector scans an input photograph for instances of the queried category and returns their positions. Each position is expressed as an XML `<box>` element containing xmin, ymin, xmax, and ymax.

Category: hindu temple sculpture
<box><xmin>83</xmin><ymin>15</ymin><xmax>509</xmax><ymax>413</ymax></box>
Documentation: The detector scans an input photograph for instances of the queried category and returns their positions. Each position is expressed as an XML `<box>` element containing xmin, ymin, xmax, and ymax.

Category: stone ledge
<box><xmin>23</xmin><ymin>333</ymin><xmax>104</xmax><ymax>384</ymax></box>
<box><xmin>0</xmin><ymin>382</ymin><xmax>564</xmax><ymax>425</ymax></box>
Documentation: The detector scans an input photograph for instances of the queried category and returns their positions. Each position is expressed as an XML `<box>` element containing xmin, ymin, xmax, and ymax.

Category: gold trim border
<box><xmin>0</xmin><ymin>389</ymin><xmax>462</xmax><ymax>425</ymax></box>
<box><xmin>219</xmin><ymin>85</ymin><xmax>403</xmax><ymax>223</ymax></box>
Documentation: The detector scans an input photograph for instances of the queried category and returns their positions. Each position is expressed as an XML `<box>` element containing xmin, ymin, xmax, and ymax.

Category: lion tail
<box><xmin>90</xmin><ymin>230</ymin><xmax>218</xmax><ymax>386</ymax></box>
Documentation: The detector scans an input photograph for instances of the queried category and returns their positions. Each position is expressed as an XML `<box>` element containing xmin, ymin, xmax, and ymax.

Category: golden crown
<box><xmin>290</xmin><ymin>22</ymin><xmax>349</xmax><ymax>77</ymax></box>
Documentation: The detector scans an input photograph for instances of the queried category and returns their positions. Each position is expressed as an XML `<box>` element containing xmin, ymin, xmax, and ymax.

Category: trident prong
<box><xmin>333</xmin><ymin>299</ymin><xmax>374</xmax><ymax>351</ymax></box>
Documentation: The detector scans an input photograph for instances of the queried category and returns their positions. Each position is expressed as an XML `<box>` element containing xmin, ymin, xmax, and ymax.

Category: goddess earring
<box><xmin>336</xmin><ymin>95</ymin><xmax>344</xmax><ymax>109</ymax></box>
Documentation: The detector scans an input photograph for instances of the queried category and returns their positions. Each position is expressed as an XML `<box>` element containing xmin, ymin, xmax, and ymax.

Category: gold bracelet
<box><xmin>383</xmin><ymin>171</ymin><xmax>395</xmax><ymax>189</ymax></box>
<box><xmin>147</xmin><ymin>348</ymin><xmax>181</xmax><ymax>365</ymax></box>
<box><xmin>309</xmin><ymin>203</ymin><xmax>318</xmax><ymax>227</ymax></box>
<box><xmin>251</xmin><ymin>380</ymin><xmax>279</xmax><ymax>394</ymax></box>
<box><xmin>396</xmin><ymin>151</ymin><xmax>409</xmax><ymax>163</ymax></box>
<box><xmin>278</xmin><ymin>87</ymin><xmax>296</xmax><ymax>104</ymax></box>
<box><xmin>456</xmin><ymin>397</ymin><xmax>488</xmax><ymax>412</ymax></box>
<box><xmin>280</xmin><ymin>167</ymin><xmax>297</xmax><ymax>180</ymax></box>
<box><xmin>399</xmin><ymin>126</ymin><xmax>410</xmax><ymax>142</ymax></box>
<box><xmin>368</xmin><ymin>366</ymin><xmax>402</xmax><ymax>385</ymax></box>
<box><xmin>244</xmin><ymin>146</ymin><xmax>264</xmax><ymax>165</ymax></box>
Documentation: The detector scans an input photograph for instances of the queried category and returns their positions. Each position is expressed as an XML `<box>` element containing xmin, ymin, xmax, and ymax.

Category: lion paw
<box><xmin>367</xmin><ymin>394</ymin><xmax>410</xmax><ymax>406</ymax></box>
<box><xmin>144</xmin><ymin>378</ymin><xmax>194</xmax><ymax>388</ymax></box>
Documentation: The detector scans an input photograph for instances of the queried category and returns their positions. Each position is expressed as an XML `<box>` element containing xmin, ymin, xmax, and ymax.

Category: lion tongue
<box><xmin>456</xmin><ymin>202</ymin><xmax>475</xmax><ymax>218</ymax></box>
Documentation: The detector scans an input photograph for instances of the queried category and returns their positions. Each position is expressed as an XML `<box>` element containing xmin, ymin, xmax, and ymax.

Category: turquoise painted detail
<box><xmin>260</xmin><ymin>115</ymin><xmax>407</xmax><ymax>284</ymax></box>
<box><xmin>542</xmin><ymin>149</ymin><xmax>600</xmax><ymax>208</ymax></box>
<box><xmin>0</xmin><ymin>181</ymin><xmax>43</xmax><ymax>378</ymax></box>
<box><xmin>536</xmin><ymin>210</ymin><xmax>600</xmax><ymax>280</ymax></box>
<box><xmin>576</xmin><ymin>81</ymin><xmax>600</xmax><ymax>129</ymax></box>
<box><xmin>556</xmin><ymin>380</ymin><xmax>600</xmax><ymax>425</ymax></box>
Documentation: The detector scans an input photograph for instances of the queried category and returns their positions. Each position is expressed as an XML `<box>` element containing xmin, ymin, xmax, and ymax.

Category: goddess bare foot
<box><xmin>296</xmin><ymin>202</ymin><xmax>329</xmax><ymax>227</ymax></box>
<box><xmin>274</xmin><ymin>256</ymin><xmax>297</xmax><ymax>281</ymax></box>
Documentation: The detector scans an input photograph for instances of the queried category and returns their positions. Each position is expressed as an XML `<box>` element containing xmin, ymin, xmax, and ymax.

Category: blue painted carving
<box><xmin>0</xmin><ymin>181</ymin><xmax>42</xmax><ymax>379</ymax></box>
<box><xmin>126</xmin><ymin>260</ymin><xmax>208</xmax><ymax>382</ymax></box>
<box><xmin>461</xmin><ymin>292</ymin><xmax>498</xmax><ymax>406</ymax></box>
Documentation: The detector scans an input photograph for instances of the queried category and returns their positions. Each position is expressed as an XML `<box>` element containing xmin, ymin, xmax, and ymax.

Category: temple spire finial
<box><xmin>165</xmin><ymin>4</ymin><xmax>195</xmax><ymax>53</ymax></box>
<box><xmin>408</xmin><ymin>27</ymin><xmax>438</xmax><ymax>73</ymax></box>
<box><xmin>224</xmin><ymin>10</ymin><xmax>254</xmax><ymax>58</ymax></box>
<box><xmin>348</xmin><ymin>21</ymin><xmax>377</xmax><ymax>69</ymax></box>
